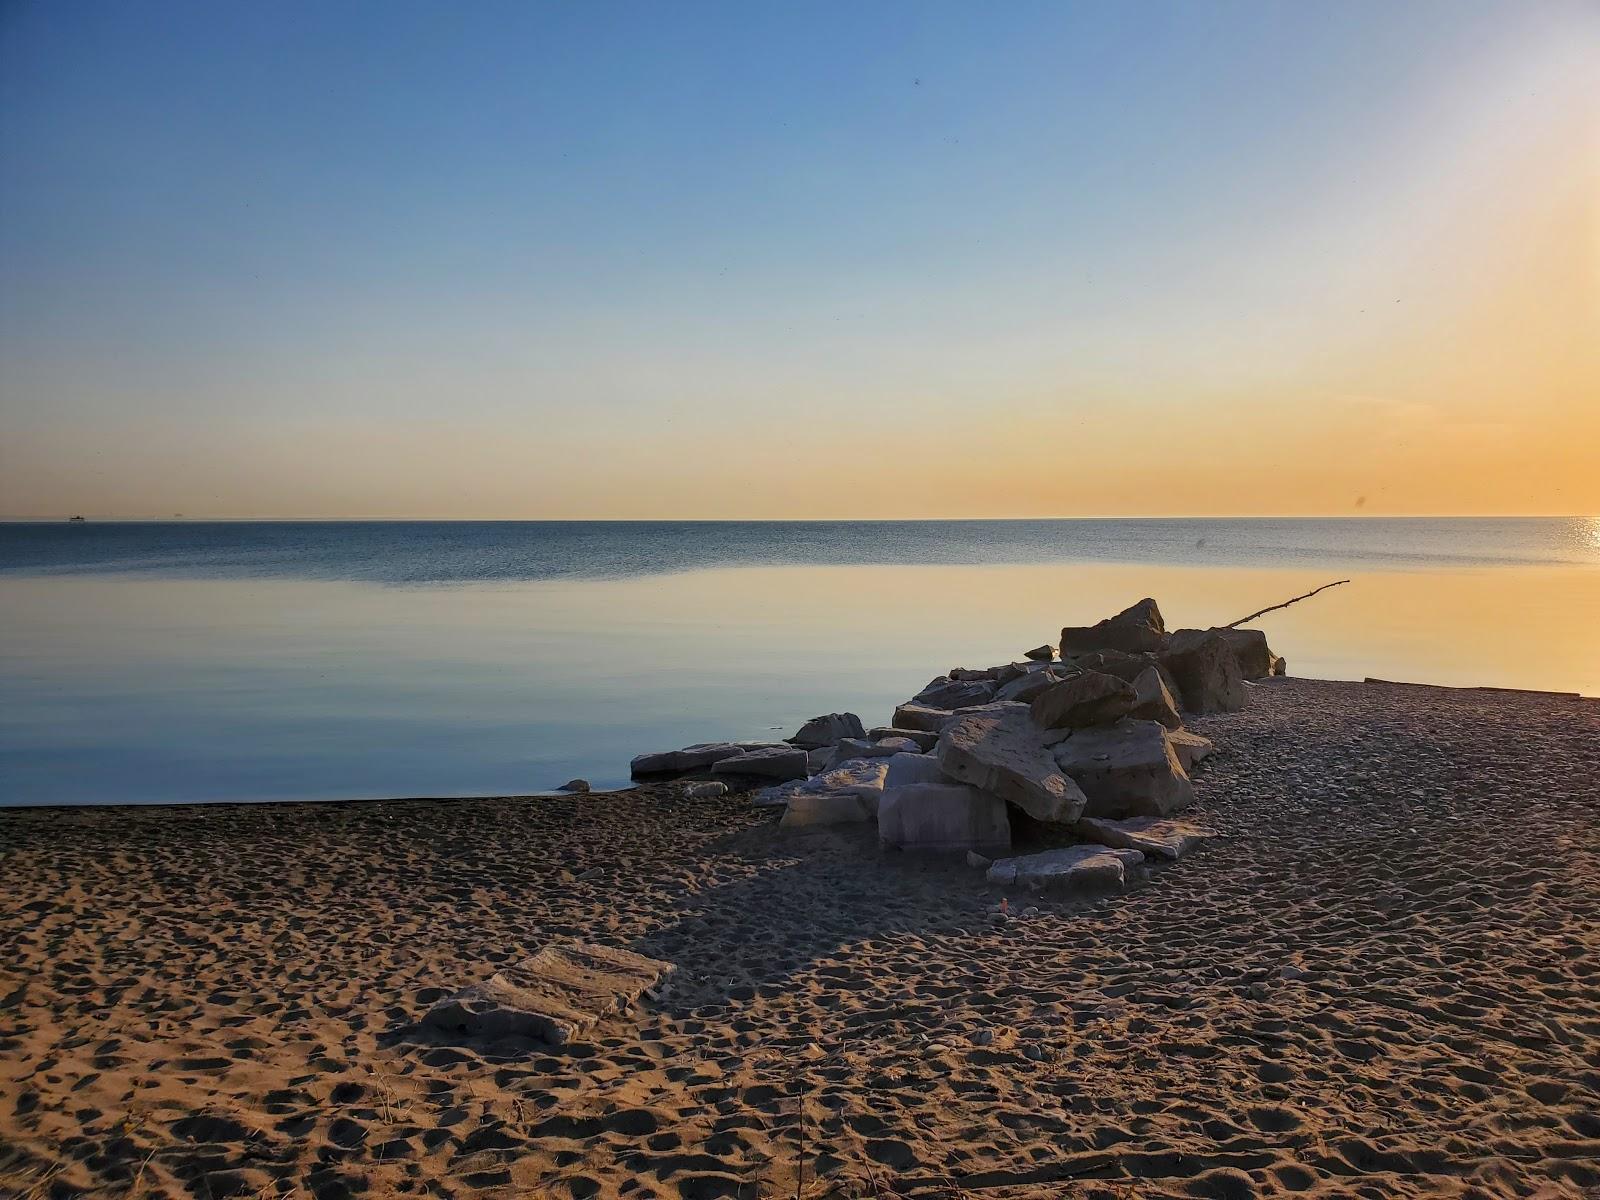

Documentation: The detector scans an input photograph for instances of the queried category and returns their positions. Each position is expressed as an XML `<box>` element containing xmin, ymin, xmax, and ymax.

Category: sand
<box><xmin>2</xmin><ymin>678</ymin><xmax>1597</xmax><ymax>1199</ymax></box>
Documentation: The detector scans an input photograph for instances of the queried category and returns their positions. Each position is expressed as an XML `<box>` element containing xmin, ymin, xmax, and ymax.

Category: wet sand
<box><xmin>2</xmin><ymin>678</ymin><xmax>1597</xmax><ymax>1199</ymax></box>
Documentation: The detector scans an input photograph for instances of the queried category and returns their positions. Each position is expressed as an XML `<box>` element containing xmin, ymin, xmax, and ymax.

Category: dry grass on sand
<box><xmin>2</xmin><ymin>678</ymin><xmax>1598</xmax><ymax>1199</ymax></box>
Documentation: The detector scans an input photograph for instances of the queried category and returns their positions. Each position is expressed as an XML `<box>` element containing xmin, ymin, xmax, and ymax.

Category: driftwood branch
<box><xmin>1225</xmin><ymin>579</ymin><xmax>1350</xmax><ymax>629</ymax></box>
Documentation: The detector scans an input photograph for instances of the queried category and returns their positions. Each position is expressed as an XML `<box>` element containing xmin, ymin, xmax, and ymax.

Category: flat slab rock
<box><xmin>986</xmin><ymin>844</ymin><xmax>1144</xmax><ymax>890</ymax></box>
<box><xmin>1074</xmin><ymin>815</ymin><xmax>1219</xmax><ymax>860</ymax></box>
<box><xmin>424</xmin><ymin>942</ymin><xmax>672</xmax><ymax>1045</ymax></box>
<box><xmin>939</xmin><ymin>703</ymin><xmax>1087</xmax><ymax>824</ymax></box>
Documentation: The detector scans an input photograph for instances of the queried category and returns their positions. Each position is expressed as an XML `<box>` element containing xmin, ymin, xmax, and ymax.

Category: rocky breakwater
<box><xmin>630</xmin><ymin>598</ymin><xmax>1287</xmax><ymax>895</ymax></box>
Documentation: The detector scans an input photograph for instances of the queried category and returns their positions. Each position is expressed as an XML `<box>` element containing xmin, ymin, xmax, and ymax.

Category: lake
<box><xmin>3</xmin><ymin>518</ymin><xmax>1597</xmax><ymax>805</ymax></box>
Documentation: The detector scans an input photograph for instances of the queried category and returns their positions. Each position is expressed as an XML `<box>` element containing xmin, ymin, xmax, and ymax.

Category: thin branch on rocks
<box><xmin>1224</xmin><ymin>579</ymin><xmax>1350</xmax><ymax>628</ymax></box>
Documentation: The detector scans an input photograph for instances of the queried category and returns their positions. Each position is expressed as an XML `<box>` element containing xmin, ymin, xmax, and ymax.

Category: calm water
<box><xmin>3</xmin><ymin>519</ymin><xmax>1598</xmax><ymax>806</ymax></box>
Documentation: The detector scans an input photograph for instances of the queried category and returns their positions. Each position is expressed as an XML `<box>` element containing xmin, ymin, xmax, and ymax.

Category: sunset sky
<box><xmin>1</xmin><ymin>0</ymin><xmax>1596</xmax><ymax>519</ymax></box>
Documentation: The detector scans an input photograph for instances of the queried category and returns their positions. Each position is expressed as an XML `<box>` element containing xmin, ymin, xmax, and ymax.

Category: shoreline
<box><xmin>3</xmin><ymin>677</ymin><xmax>1598</xmax><ymax>1198</ymax></box>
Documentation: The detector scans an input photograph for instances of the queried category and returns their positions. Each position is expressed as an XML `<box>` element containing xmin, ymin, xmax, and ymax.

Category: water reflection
<box><xmin>2</xmin><ymin>560</ymin><xmax>1596</xmax><ymax>805</ymax></box>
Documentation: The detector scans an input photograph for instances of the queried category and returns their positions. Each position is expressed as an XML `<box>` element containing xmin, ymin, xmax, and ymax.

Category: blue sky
<box><xmin>1</xmin><ymin>1</ymin><xmax>1595</xmax><ymax>517</ymax></box>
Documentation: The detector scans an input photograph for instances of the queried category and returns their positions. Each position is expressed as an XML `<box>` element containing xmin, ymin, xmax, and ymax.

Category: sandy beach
<box><xmin>3</xmin><ymin>677</ymin><xmax>1597</xmax><ymax>1199</ymax></box>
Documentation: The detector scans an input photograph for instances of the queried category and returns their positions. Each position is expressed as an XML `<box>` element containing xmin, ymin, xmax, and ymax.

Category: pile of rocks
<box><xmin>630</xmin><ymin>599</ymin><xmax>1285</xmax><ymax>892</ymax></box>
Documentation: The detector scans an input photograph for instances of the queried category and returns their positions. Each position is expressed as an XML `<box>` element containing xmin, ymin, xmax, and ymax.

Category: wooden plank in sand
<box><xmin>424</xmin><ymin>941</ymin><xmax>672</xmax><ymax>1045</ymax></box>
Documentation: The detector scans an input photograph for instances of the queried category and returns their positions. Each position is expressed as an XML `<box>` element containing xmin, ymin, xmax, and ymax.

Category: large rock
<box><xmin>879</xmin><ymin>783</ymin><xmax>1011</xmax><ymax>853</ymax></box>
<box><xmin>1162</xmin><ymin>630</ymin><xmax>1248</xmax><ymax>714</ymax></box>
<box><xmin>913</xmin><ymin>676</ymin><xmax>998</xmax><ymax>710</ymax></box>
<box><xmin>998</xmin><ymin>672</ymin><xmax>1075</xmax><ymax>710</ymax></box>
<box><xmin>424</xmin><ymin>941</ymin><xmax>672</xmax><ymax>1045</ymax></box>
<box><xmin>809</xmin><ymin>758</ymin><xmax>891</xmax><ymax>813</ymax></box>
<box><xmin>1023</xmin><ymin>644</ymin><xmax>1055</xmax><ymax>662</ymax></box>
<box><xmin>867</xmin><ymin>727</ymin><xmax>939</xmax><ymax>752</ymax></box>
<box><xmin>1166</xmin><ymin>729</ymin><xmax>1215</xmax><ymax>772</ymax></box>
<box><xmin>1060</xmin><ymin>598</ymin><xmax>1168</xmax><ymax>656</ymax></box>
<box><xmin>986</xmin><ymin>845</ymin><xmax>1144</xmax><ymax>891</ymax></box>
<box><xmin>1051</xmin><ymin>719</ymin><xmax>1194</xmax><ymax>818</ymax></box>
<box><xmin>1212</xmin><ymin>627</ymin><xmax>1280</xmax><ymax>680</ymax></box>
<box><xmin>1074</xmin><ymin>815</ymin><xmax>1218</xmax><ymax>861</ymax></box>
<box><xmin>936</xmin><ymin>704</ymin><xmax>1087</xmax><ymax>824</ymax></box>
<box><xmin>821</xmin><ymin>736</ymin><xmax>921</xmax><ymax>771</ymax></box>
<box><xmin>892</xmin><ymin>702</ymin><xmax>955</xmax><ymax>733</ymax></box>
<box><xmin>631</xmin><ymin>741</ymin><xmax>788</xmax><ymax>777</ymax></box>
<box><xmin>1030</xmin><ymin>670</ymin><xmax>1137</xmax><ymax>731</ymax></box>
<box><xmin>711</xmin><ymin>745</ymin><xmax>809</xmax><ymax>780</ymax></box>
<box><xmin>1069</xmin><ymin>650</ymin><xmax>1185</xmax><ymax>709</ymax></box>
<box><xmin>1129</xmin><ymin>666</ymin><xmax>1182</xmax><ymax>729</ymax></box>
<box><xmin>883</xmin><ymin>752</ymin><xmax>951</xmax><ymax>787</ymax></box>
<box><xmin>779</xmin><ymin>792</ymin><xmax>872</xmax><ymax>829</ymax></box>
<box><xmin>788</xmin><ymin>712</ymin><xmax>866</xmax><ymax>749</ymax></box>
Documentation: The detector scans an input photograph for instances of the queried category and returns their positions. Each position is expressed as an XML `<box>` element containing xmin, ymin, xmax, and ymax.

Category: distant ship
<box><xmin>67</xmin><ymin>514</ymin><xmax>86</xmax><ymax>522</ymax></box>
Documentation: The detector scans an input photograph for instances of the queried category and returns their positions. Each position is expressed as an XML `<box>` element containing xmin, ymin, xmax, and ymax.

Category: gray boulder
<box><xmin>1023</xmin><ymin>644</ymin><xmax>1055</xmax><ymax>661</ymax></box>
<box><xmin>779</xmin><ymin>792</ymin><xmax>872</xmax><ymax>830</ymax></box>
<box><xmin>788</xmin><ymin>712</ymin><xmax>866</xmax><ymax>748</ymax></box>
<box><xmin>892</xmin><ymin>702</ymin><xmax>955</xmax><ymax>733</ymax></box>
<box><xmin>711</xmin><ymin>745</ymin><xmax>809</xmax><ymax>781</ymax></box>
<box><xmin>821</xmin><ymin>736</ymin><xmax>921</xmax><ymax>771</ymax></box>
<box><xmin>1166</xmin><ymin>729</ymin><xmax>1215</xmax><ymax>772</ymax></box>
<box><xmin>631</xmin><ymin>741</ymin><xmax>787</xmax><ymax>777</ymax></box>
<box><xmin>936</xmin><ymin>703</ymin><xmax>1087</xmax><ymax>824</ymax></box>
<box><xmin>807</xmin><ymin>758</ymin><xmax>891</xmax><ymax>814</ymax></box>
<box><xmin>805</xmin><ymin>747</ymin><xmax>832</xmax><ymax>775</ymax></box>
<box><xmin>913</xmin><ymin>675</ymin><xmax>999</xmax><ymax>710</ymax></box>
<box><xmin>1074</xmin><ymin>815</ymin><xmax>1218</xmax><ymax>860</ymax></box>
<box><xmin>879</xmin><ymin>783</ymin><xmax>1010</xmax><ymax>853</ymax></box>
<box><xmin>1129</xmin><ymin>666</ymin><xmax>1182</xmax><ymax>729</ymax></box>
<box><xmin>683</xmin><ymin>780</ymin><xmax>729</xmax><ymax>800</ymax></box>
<box><xmin>424</xmin><ymin>941</ymin><xmax>672</xmax><ymax>1045</ymax></box>
<box><xmin>883</xmin><ymin>752</ymin><xmax>951</xmax><ymax>787</ymax></box>
<box><xmin>996</xmin><ymin>666</ymin><xmax>1068</xmax><ymax>704</ymax></box>
<box><xmin>1210</xmin><ymin>626</ymin><xmax>1284</xmax><ymax>679</ymax></box>
<box><xmin>1051</xmin><ymin>718</ymin><xmax>1194</xmax><ymax>818</ymax></box>
<box><xmin>1162</xmin><ymin>630</ymin><xmax>1248</xmax><ymax>714</ymax></box>
<box><xmin>867</xmin><ymin>727</ymin><xmax>939</xmax><ymax>752</ymax></box>
<box><xmin>1029</xmin><ymin>670</ymin><xmax>1137</xmax><ymax>731</ymax></box>
<box><xmin>986</xmin><ymin>844</ymin><xmax>1144</xmax><ymax>891</ymax></box>
<box><xmin>1060</xmin><ymin>598</ymin><xmax>1168</xmax><ymax>656</ymax></box>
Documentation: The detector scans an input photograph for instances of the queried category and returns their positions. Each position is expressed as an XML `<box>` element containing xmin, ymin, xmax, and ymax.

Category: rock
<box><xmin>1073</xmin><ymin>815</ymin><xmax>1218</xmax><ymax>860</ymax></box>
<box><xmin>631</xmin><ymin>741</ymin><xmax>787</xmax><ymax>777</ymax></box>
<box><xmin>809</xmin><ymin>758</ymin><xmax>891</xmax><ymax>813</ymax></box>
<box><xmin>1272</xmin><ymin>655</ymin><xmax>1288</xmax><ymax>676</ymax></box>
<box><xmin>883</xmin><ymin>752</ymin><xmax>950</xmax><ymax>787</ymax></box>
<box><xmin>867</xmin><ymin>727</ymin><xmax>939</xmax><ymax>752</ymax></box>
<box><xmin>878</xmin><ymin>782</ymin><xmax>1011</xmax><ymax>852</ymax></box>
<box><xmin>1029</xmin><ymin>670</ymin><xmax>1137</xmax><ymax>731</ymax></box>
<box><xmin>970</xmin><ymin>1028</ymin><xmax>994</xmax><ymax>1046</ymax></box>
<box><xmin>1166</xmin><ymin>729</ymin><xmax>1216</xmax><ymax>772</ymax></box>
<box><xmin>949</xmin><ymin>667</ymin><xmax>1002</xmax><ymax>681</ymax></box>
<box><xmin>822</xmin><ymin>736</ymin><xmax>920</xmax><ymax>771</ymax></box>
<box><xmin>1162</xmin><ymin>630</ymin><xmax>1248</xmax><ymax>714</ymax></box>
<box><xmin>424</xmin><ymin>941</ymin><xmax>673</xmax><ymax>1045</ymax></box>
<box><xmin>779</xmin><ymin>792</ymin><xmax>871</xmax><ymax>830</ymax></box>
<box><xmin>1129</xmin><ymin>666</ymin><xmax>1182</xmax><ymax>729</ymax></box>
<box><xmin>913</xmin><ymin>676</ymin><xmax>999</xmax><ymax>710</ymax></box>
<box><xmin>787</xmin><ymin>712</ymin><xmax>867</xmax><ymax>749</ymax></box>
<box><xmin>557</xmin><ymin>778</ymin><xmax>591</xmax><ymax>793</ymax></box>
<box><xmin>1023</xmin><ymin>644</ymin><xmax>1055</xmax><ymax>661</ymax></box>
<box><xmin>892</xmin><ymin>702</ymin><xmax>956</xmax><ymax>733</ymax></box>
<box><xmin>937</xmin><ymin>704</ymin><xmax>1087</xmax><ymax>824</ymax></box>
<box><xmin>996</xmin><ymin>666</ymin><xmax>1068</xmax><ymax>704</ymax></box>
<box><xmin>1211</xmin><ymin>627</ymin><xmax>1277</xmax><ymax>680</ymax></box>
<box><xmin>986</xmin><ymin>844</ymin><xmax>1144</xmax><ymax>891</ymax></box>
<box><xmin>966</xmin><ymin>850</ymin><xmax>992</xmax><ymax>869</ymax></box>
<box><xmin>1060</xmin><ymin>598</ymin><xmax>1168</xmax><ymax>656</ymax></box>
<box><xmin>1070</xmin><ymin>650</ymin><xmax>1186</xmax><ymax>710</ymax></box>
<box><xmin>751</xmin><ymin>779</ymin><xmax>804</xmax><ymax>807</ymax></box>
<box><xmin>805</xmin><ymin>747</ymin><xmax>832</xmax><ymax>775</ymax></box>
<box><xmin>1051</xmin><ymin>719</ymin><xmax>1194</xmax><ymax>818</ymax></box>
<box><xmin>711</xmin><ymin>745</ymin><xmax>809</xmax><ymax>780</ymax></box>
<box><xmin>683</xmin><ymin>781</ymin><xmax>728</xmax><ymax>800</ymax></box>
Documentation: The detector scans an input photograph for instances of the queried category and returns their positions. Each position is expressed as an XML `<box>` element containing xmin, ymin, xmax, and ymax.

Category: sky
<box><xmin>1</xmin><ymin>0</ymin><xmax>1596</xmax><ymax>519</ymax></box>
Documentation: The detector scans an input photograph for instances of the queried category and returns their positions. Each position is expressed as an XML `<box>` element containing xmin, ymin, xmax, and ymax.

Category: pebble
<box><xmin>970</xmin><ymin>1029</ymin><xmax>994</xmax><ymax>1047</ymax></box>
